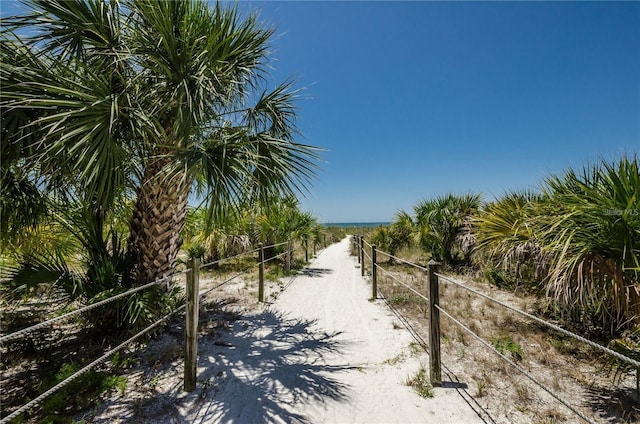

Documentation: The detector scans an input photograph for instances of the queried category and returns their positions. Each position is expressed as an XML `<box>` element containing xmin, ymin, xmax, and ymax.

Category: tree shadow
<box><xmin>584</xmin><ymin>384</ymin><xmax>639</xmax><ymax>423</ymax></box>
<box><xmin>298</xmin><ymin>267</ymin><xmax>333</xmax><ymax>278</ymax></box>
<box><xmin>190</xmin><ymin>309</ymin><xmax>353</xmax><ymax>423</ymax></box>
<box><xmin>93</xmin><ymin>306</ymin><xmax>354</xmax><ymax>423</ymax></box>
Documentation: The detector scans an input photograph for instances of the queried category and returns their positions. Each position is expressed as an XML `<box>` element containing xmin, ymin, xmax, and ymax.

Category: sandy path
<box><xmin>187</xmin><ymin>237</ymin><xmax>484</xmax><ymax>423</ymax></box>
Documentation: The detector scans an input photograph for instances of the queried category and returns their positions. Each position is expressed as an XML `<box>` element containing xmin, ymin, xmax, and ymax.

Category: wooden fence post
<box><xmin>372</xmin><ymin>244</ymin><xmax>377</xmax><ymax>299</ymax></box>
<box><xmin>427</xmin><ymin>260</ymin><xmax>442</xmax><ymax>386</ymax></box>
<box><xmin>184</xmin><ymin>257</ymin><xmax>200</xmax><ymax>392</ymax></box>
<box><xmin>360</xmin><ymin>235</ymin><xmax>365</xmax><ymax>276</ymax></box>
<box><xmin>356</xmin><ymin>235</ymin><xmax>361</xmax><ymax>263</ymax></box>
<box><xmin>285</xmin><ymin>240</ymin><xmax>291</xmax><ymax>274</ymax></box>
<box><xmin>258</xmin><ymin>243</ymin><xmax>264</xmax><ymax>302</ymax></box>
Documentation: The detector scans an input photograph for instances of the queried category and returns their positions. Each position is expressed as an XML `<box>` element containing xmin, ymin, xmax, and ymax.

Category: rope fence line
<box><xmin>352</xmin><ymin>237</ymin><xmax>637</xmax><ymax>423</ymax></box>
<box><xmin>2</xmin><ymin>238</ymin><xmax>300</xmax><ymax>421</ymax></box>
<box><xmin>0</xmin><ymin>273</ymin><xmax>180</xmax><ymax>344</ymax></box>
<box><xmin>376</xmin><ymin>283</ymin><xmax>428</xmax><ymax>351</ymax></box>
<box><xmin>377</xmin><ymin>251</ymin><xmax>428</xmax><ymax>272</ymax></box>
<box><xmin>435</xmin><ymin>273</ymin><xmax>640</xmax><ymax>369</ymax></box>
<box><xmin>199</xmin><ymin>266</ymin><xmax>255</xmax><ymax>298</ymax></box>
<box><xmin>199</xmin><ymin>240</ymin><xmax>289</xmax><ymax>269</ymax></box>
<box><xmin>434</xmin><ymin>303</ymin><xmax>595</xmax><ymax>424</ymax></box>
<box><xmin>375</xmin><ymin>280</ymin><xmax>500</xmax><ymax>424</ymax></box>
<box><xmin>0</xmin><ymin>303</ymin><xmax>186</xmax><ymax>424</ymax></box>
<box><xmin>0</xmin><ymin>242</ymin><xmax>290</xmax><ymax>341</ymax></box>
<box><xmin>362</xmin><ymin>249</ymin><xmax>372</xmax><ymax>263</ymax></box>
<box><xmin>375</xmin><ymin>264</ymin><xmax>429</xmax><ymax>304</ymax></box>
<box><xmin>198</xmin><ymin>241</ymin><xmax>291</xmax><ymax>297</ymax></box>
<box><xmin>200</xmin><ymin>247</ymin><xmax>260</xmax><ymax>268</ymax></box>
<box><xmin>263</xmin><ymin>250</ymin><xmax>288</xmax><ymax>264</ymax></box>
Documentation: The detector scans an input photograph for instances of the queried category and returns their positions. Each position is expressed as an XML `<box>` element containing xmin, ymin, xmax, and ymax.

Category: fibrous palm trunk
<box><xmin>128</xmin><ymin>156</ymin><xmax>191</xmax><ymax>287</ymax></box>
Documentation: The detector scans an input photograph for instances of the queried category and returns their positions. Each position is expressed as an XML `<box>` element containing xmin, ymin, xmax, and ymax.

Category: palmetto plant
<box><xmin>413</xmin><ymin>193</ymin><xmax>481</xmax><ymax>266</ymax></box>
<box><xmin>473</xmin><ymin>190</ymin><xmax>549</xmax><ymax>286</ymax></box>
<box><xmin>182</xmin><ymin>206</ymin><xmax>251</xmax><ymax>266</ymax></box>
<box><xmin>247</xmin><ymin>196</ymin><xmax>320</xmax><ymax>262</ymax></box>
<box><xmin>1</xmin><ymin>0</ymin><xmax>319</xmax><ymax>333</ymax></box>
<box><xmin>474</xmin><ymin>156</ymin><xmax>639</xmax><ymax>332</ymax></box>
<box><xmin>369</xmin><ymin>211</ymin><xmax>414</xmax><ymax>262</ymax></box>
<box><xmin>538</xmin><ymin>156</ymin><xmax>640</xmax><ymax>332</ymax></box>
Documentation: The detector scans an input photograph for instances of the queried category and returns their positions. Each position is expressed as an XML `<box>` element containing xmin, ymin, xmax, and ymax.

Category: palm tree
<box><xmin>538</xmin><ymin>156</ymin><xmax>640</xmax><ymax>332</ymax></box>
<box><xmin>473</xmin><ymin>190</ymin><xmax>548</xmax><ymax>285</ymax></box>
<box><xmin>413</xmin><ymin>193</ymin><xmax>481</xmax><ymax>266</ymax></box>
<box><xmin>1</xmin><ymin>1</ymin><xmax>319</xmax><ymax>292</ymax></box>
<box><xmin>473</xmin><ymin>157</ymin><xmax>639</xmax><ymax>332</ymax></box>
<box><xmin>369</xmin><ymin>211</ymin><xmax>414</xmax><ymax>263</ymax></box>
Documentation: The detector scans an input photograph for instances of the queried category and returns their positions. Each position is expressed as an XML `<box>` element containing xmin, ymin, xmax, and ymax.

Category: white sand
<box><xmin>183</xmin><ymin>237</ymin><xmax>484</xmax><ymax>423</ymax></box>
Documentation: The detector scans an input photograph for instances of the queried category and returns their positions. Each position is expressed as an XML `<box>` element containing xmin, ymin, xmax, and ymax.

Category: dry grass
<box><xmin>371</xmin><ymin>249</ymin><xmax>639</xmax><ymax>423</ymax></box>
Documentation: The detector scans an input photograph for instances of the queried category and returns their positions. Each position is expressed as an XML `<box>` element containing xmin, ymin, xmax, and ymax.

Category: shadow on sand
<box><xmin>297</xmin><ymin>267</ymin><xmax>334</xmax><ymax>278</ymax></box>
<box><xmin>191</xmin><ymin>309</ymin><xmax>352</xmax><ymax>423</ymax></box>
<box><xmin>585</xmin><ymin>384</ymin><xmax>639</xmax><ymax>423</ymax></box>
<box><xmin>92</xmin><ymin>305</ymin><xmax>353</xmax><ymax>423</ymax></box>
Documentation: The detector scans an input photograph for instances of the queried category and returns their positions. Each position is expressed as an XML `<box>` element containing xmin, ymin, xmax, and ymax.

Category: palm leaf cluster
<box><xmin>370</xmin><ymin>193</ymin><xmax>481</xmax><ymax>266</ymax></box>
<box><xmin>182</xmin><ymin>197</ymin><xmax>324</xmax><ymax>266</ymax></box>
<box><xmin>373</xmin><ymin>156</ymin><xmax>638</xmax><ymax>333</ymax></box>
<box><xmin>474</xmin><ymin>156</ymin><xmax>639</xmax><ymax>332</ymax></box>
<box><xmin>1</xmin><ymin>0</ymin><xmax>319</xmax><ymax>335</ymax></box>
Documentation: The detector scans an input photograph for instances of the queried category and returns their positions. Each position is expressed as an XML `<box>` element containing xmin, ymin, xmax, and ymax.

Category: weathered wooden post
<box><xmin>258</xmin><ymin>243</ymin><xmax>264</xmax><ymax>302</ymax></box>
<box><xmin>304</xmin><ymin>241</ymin><xmax>308</xmax><ymax>263</ymax></box>
<box><xmin>427</xmin><ymin>260</ymin><xmax>442</xmax><ymax>386</ymax></box>
<box><xmin>184</xmin><ymin>257</ymin><xmax>200</xmax><ymax>392</ymax></box>
<box><xmin>285</xmin><ymin>240</ymin><xmax>291</xmax><ymax>274</ymax></box>
<box><xmin>356</xmin><ymin>235</ymin><xmax>361</xmax><ymax>263</ymax></box>
<box><xmin>372</xmin><ymin>244</ymin><xmax>377</xmax><ymax>299</ymax></box>
<box><xmin>360</xmin><ymin>236</ymin><xmax>365</xmax><ymax>277</ymax></box>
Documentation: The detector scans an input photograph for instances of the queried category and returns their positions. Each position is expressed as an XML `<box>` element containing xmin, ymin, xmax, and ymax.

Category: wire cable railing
<box><xmin>0</xmin><ymin>272</ymin><xmax>186</xmax><ymax>344</ymax></box>
<box><xmin>0</xmin><ymin>303</ymin><xmax>186</xmax><ymax>424</ymax></box>
<box><xmin>434</xmin><ymin>303</ymin><xmax>595</xmax><ymax>424</ymax></box>
<box><xmin>356</xmin><ymin>242</ymin><xmax>637</xmax><ymax>423</ymax></box>
<box><xmin>435</xmin><ymin>273</ymin><xmax>640</xmax><ymax>369</ymax></box>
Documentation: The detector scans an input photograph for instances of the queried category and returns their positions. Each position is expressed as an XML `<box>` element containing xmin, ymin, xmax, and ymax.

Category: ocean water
<box><xmin>323</xmin><ymin>222</ymin><xmax>390</xmax><ymax>228</ymax></box>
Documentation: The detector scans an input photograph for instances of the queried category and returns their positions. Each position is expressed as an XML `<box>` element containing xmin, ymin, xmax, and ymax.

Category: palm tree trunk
<box><xmin>128</xmin><ymin>156</ymin><xmax>191</xmax><ymax>286</ymax></box>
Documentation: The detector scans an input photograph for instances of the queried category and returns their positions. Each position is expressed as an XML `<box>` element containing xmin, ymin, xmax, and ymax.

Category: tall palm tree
<box><xmin>2</xmin><ymin>1</ymin><xmax>319</xmax><ymax>291</ymax></box>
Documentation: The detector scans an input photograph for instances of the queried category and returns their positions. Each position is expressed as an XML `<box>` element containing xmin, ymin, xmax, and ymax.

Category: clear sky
<box><xmin>2</xmin><ymin>1</ymin><xmax>639</xmax><ymax>223</ymax></box>
<box><xmin>241</xmin><ymin>1</ymin><xmax>640</xmax><ymax>223</ymax></box>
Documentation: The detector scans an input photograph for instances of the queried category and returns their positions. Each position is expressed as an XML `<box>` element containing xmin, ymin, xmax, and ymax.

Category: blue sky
<box><xmin>2</xmin><ymin>1</ymin><xmax>638</xmax><ymax>223</ymax></box>
<box><xmin>240</xmin><ymin>1</ymin><xmax>640</xmax><ymax>223</ymax></box>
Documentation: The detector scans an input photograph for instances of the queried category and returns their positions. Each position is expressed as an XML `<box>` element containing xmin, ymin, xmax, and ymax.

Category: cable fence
<box><xmin>1</xmin><ymin>240</ymin><xmax>294</xmax><ymax>422</ymax></box>
<box><xmin>0</xmin><ymin>304</ymin><xmax>186</xmax><ymax>424</ymax></box>
<box><xmin>435</xmin><ymin>273</ymin><xmax>640</xmax><ymax>369</ymax></box>
<box><xmin>350</xmin><ymin>234</ymin><xmax>639</xmax><ymax>424</ymax></box>
<box><xmin>0</xmin><ymin>274</ymin><xmax>179</xmax><ymax>344</ymax></box>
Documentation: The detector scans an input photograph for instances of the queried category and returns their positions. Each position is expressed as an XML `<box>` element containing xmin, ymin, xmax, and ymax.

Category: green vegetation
<box><xmin>366</xmin><ymin>155</ymin><xmax>639</xmax><ymax>365</ymax></box>
<box><xmin>491</xmin><ymin>336</ymin><xmax>525</xmax><ymax>361</ymax></box>
<box><xmin>475</xmin><ymin>156</ymin><xmax>639</xmax><ymax>334</ymax></box>
<box><xmin>405</xmin><ymin>367</ymin><xmax>434</xmax><ymax>398</ymax></box>
<box><xmin>1</xmin><ymin>0</ymin><xmax>319</xmax><ymax>337</ymax></box>
<box><xmin>368</xmin><ymin>193</ymin><xmax>480</xmax><ymax>267</ymax></box>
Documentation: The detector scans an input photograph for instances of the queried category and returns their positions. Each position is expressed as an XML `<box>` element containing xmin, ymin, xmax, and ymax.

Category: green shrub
<box><xmin>491</xmin><ymin>336</ymin><xmax>524</xmax><ymax>361</ymax></box>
